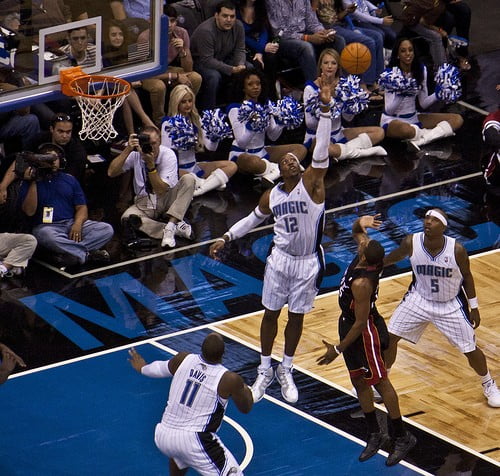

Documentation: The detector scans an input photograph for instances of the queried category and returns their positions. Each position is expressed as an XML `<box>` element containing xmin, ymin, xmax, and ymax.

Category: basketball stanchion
<box><xmin>340</xmin><ymin>42</ymin><xmax>372</xmax><ymax>75</ymax></box>
<box><xmin>60</xmin><ymin>66</ymin><xmax>131</xmax><ymax>141</ymax></box>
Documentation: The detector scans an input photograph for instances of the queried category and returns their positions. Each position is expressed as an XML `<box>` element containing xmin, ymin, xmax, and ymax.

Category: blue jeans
<box><xmin>278</xmin><ymin>37</ymin><xmax>346</xmax><ymax>82</ymax></box>
<box><xmin>0</xmin><ymin>113</ymin><xmax>40</xmax><ymax>150</ymax></box>
<box><xmin>33</xmin><ymin>219</ymin><xmax>114</xmax><ymax>264</ymax></box>
<box><xmin>333</xmin><ymin>25</ymin><xmax>385</xmax><ymax>85</ymax></box>
<box><xmin>356</xmin><ymin>21</ymin><xmax>397</xmax><ymax>50</ymax></box>
<box><xmin>194</xmin><ymin>65</ymin><xmax>224</xmax><ymax>111</ymax></box>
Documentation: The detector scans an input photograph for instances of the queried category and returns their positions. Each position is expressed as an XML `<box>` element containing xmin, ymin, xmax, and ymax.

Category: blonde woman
<box><xmin>304</xmin><ymin>48</ymin><xmax>387</xmax><ymax>161</ymax></box>
<box><xmin>161</xmin><ymin>85</ymin><xmax>237</xmax><ymax>196</ymax></box>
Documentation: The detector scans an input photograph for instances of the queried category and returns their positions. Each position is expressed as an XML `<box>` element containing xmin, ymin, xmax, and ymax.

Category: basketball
<box><xmin>340</xmin><ymin>43</ymin><xmax>372</xmax><ymax>75</ymax></box>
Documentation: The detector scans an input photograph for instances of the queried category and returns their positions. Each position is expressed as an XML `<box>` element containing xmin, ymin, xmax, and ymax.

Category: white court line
<box><xmin>44</xmin><ymin>171</ymin><xmax>484</xmax><ymax>279</ymax></box>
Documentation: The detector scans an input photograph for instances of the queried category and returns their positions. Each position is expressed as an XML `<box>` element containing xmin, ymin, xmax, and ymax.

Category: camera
<box><xmin>137</xmin><ymin>133</ymin><xmax>153</xmax><ymax>154</ymax></box>
<box><xmin>14</xmin><ymin>152</ymin><xmax>57</xmax><ymax>180</ymax></box>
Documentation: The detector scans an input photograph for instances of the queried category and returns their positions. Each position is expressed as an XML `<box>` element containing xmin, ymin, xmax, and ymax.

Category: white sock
<box><xmin>480</xmin><ymin>371</ymin><xmax>492</xmax><ymax>385</ymax></box>
<box><xmin>260</xmin><ymin>355</ymin><xmax>271</xmax><ymax>369</ymax></box>
<box><xmin>166</xmin><ymin>222</ymin><xmax>176</xmax><ymax>232</ymax></box>
<box><xmin>282</xmin><ymin>354</ymin><xmax>294</xmax><ymax>368</ymax></box>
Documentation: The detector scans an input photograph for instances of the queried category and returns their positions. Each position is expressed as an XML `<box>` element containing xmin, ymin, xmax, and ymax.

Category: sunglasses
<box><xmin>51</xmin><ymin>114</ymin><xmax>72</xmax><ymax>125</ymax></box>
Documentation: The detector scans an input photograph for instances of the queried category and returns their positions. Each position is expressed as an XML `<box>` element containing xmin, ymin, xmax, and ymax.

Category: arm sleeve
<box><xmin>141</xmin><ymin>360</ymin><xmax>173</xmax><ymax>378</ymax></box>
<box><xmin>304</xmin><ymin>85</ymin><xmax>319</xmax><ymax>131</ymax></box>
<box><xmin>312</xmin><ymin>112</ymin><xmax>332</xmax><ymax>168</ymax></box>
<box><xmin>227</xmin><ymin>206</ymin><xmax>271</xmax><ymax>241</ymax></box>
<box><xmin>417</xmin><ymin>67</ymin><xmax>437</xmax><ymax>109</ymax></box>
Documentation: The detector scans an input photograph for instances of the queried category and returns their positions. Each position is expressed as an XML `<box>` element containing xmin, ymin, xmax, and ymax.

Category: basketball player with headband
<box><xmin>210</xmin><ymin>74</ymin><xmax>333</xmax><ymax>404</ymax></box>
<box><xmin>383</xmin><ymin>208</ymin><xmax>500</xmax><ymax>407</ymax></box>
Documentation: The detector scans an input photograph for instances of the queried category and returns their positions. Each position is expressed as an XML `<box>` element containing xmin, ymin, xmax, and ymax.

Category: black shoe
<box><xmin>52</xmin><ymin>253</ymin><xmax>81</xmax><ymax>269</ymax></box>
<box><xmin>386</xmin><ymin>431</ymin><xmax>417</xmax><ymax>466</ymax></box>
<box><xmin>87</xmin><ymin>249</ymin><xmax>110</xmax><ymax>263</ymax></box>
<box><xmin>359</xmin><ymin>432</ymin><xmax>390</xmax><ymax>462</ymax></box>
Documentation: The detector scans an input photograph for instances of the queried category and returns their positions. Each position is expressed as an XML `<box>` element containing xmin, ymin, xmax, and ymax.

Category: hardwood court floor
<box><xmin>217</xmin><ymin>251</ymin><xmax>500</xmax><ymax>462</ymax></box>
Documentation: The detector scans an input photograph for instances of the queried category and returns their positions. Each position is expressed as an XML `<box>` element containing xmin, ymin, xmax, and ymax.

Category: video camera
<box><xmin>14</xmin><ymin>152</ymin><xmax>57</xmax><ymax>180</ymax></box>
<box><xmin>136</xmin><ymin>133</ymin><xmax>153</xmax><ymax>154</ymax></box>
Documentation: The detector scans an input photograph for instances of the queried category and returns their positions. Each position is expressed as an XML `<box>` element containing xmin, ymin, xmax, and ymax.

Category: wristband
<box><xmin>468</xmin><ymin>297</ymin><xmax>478</xmax><ymax>309</ymax></box>
<box><xmin>215</xmin><ymin>237</ymin><xmax>226</xmax><ymax>244</ymax></box>
<box><xmin>304</xmin><ymin>34</ymin><xmax>309</xmax><ymax>42</ymax></box>
<box><xmin>334</xmin><ymin>345</ymin><xmax>342</xmax><ymax>354</ymax></box>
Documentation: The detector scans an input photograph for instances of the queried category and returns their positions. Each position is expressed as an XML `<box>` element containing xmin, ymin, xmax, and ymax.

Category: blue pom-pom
<box><xmin>201</xmin><ymin>108</ymin><xmax>233</xmax><ymax>142</ymax></box>
<box><xmin>378</xmin><ymin>67</ymin><xmax>418</xmax><ymax>96</ymax></box>
<box><xmin>335</xmin><ymin>75</ymin><xmax>369</xmax><ymax>115</ymax></box>
<box><xmin>237</xmin><ymin>100</ymin><xmax>270</xmax><ymax>132</ymax></box>
<box><xmin>269</xmin><ymin>96</ymin><xmax>304</xmax><ymax>129</ymax></box>
<box><xmin>162</xmin><ymin>114</ymin><xmax>197</xmax><ymax>150</ymax></box>
<box><xmin>434</xmin><ymin>63</ymin><xmax>462</xmax><ymax>104</ymax></box>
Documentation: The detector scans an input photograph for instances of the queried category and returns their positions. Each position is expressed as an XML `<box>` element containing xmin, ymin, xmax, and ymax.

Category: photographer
<box><xmin>19</xmin><ymin>144</ymin><xmax>114</xmax><ymax>268</ymax></box>
<box><xmin>107</xmin><ymin>126</ymin><xmax>196</xmax><ymax>249</ymax></box>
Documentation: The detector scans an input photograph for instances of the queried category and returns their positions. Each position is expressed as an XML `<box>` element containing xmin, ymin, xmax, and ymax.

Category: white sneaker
<box><xmin>483</xmin><ymin>379</ymin><xmax>500</xmax><ymax>407</ymax></box>
<box><xmin>175</xmin><ymin>220</ymin><xmax>194</xmax><ymax>240</ymax></box>
<box><xmin>250</xmin><ymin>366</ymin><xmax>274</xmax><ymax>403</ymax></box>
<box><xmin>275</xmin><ymin>363</ymin><xmax>298</xmax><ymax>403</ymax></box>
<box><xmin>161</xmin><ymin>225</ymin><xmax>176</xmax><ymax>248</ymax></box>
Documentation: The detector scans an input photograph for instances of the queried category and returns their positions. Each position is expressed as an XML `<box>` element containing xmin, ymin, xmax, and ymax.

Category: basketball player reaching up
<box><xmin>210</xmin><ymin>75</ymin><xmax>333</xmax><ymax>404</ymax></box>
<box><xmin>128</xmin><ymin>333</ymin><xmax>253</xmax><ymax>475</ymax></box>
<box><xmin>384</xmin><ymin>208</ymin><xmax>500</xmax><ymax>408</ymax></box>
<box><xmin>317</xmin><ymin>214</ymin><xmax>417</xmax><ymax>466</ymax></box>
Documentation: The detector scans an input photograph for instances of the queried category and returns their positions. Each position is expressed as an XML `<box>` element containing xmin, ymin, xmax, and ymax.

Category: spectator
<box><xmin>0</xmin><ymin>232</ymin><xmax>37</xmax><ymax>277</ymax></box>
<box><xmin>19</xmin><ymin>143</ymin><xmax>113</xmax><ymax>268</ymax></box>
<box><xmin>190</xmin><ymin>0</ymin><xmax>247</xmax><ymax>111</ymax></box>
<box><xmin>228</xmin><ymin>68</ymin><xmax>307</xmax><ymax>185</ymax></box>
<box><xmin>236</xmin><ymin>0</ymin><xmax>280</xmax><ymax>99</ymax></box>
<box><xmin>52</xmin><ymin>26</ymin><xmax>97</xmax><ymax>75</ymax></box>
<box><xmin>161</xmin><ymin>84</ymin><xmax>237</xmax><ymax>196</ymax></box>
<box><xmin>101</xmin><ymin>20</ymin><xmax>156</xmax><ymax>136</ymax></box>
<box><xmin>400</xmin><ymin>0</ymin><xmax>448</xmax><ymax>69</ymax></box>
<box><xmin>314</xmin><ymin>0</ymin><xmax>385</xmax><ymax>93</ymax></box>
<box><xmin>141</xmin><ymin>5</ymin><xmax>202</xmax><ymax>125</ymax></box>
<box><xmin>265</xmin><ymin>0</ymin><xmax>341</xmax><ymax>83</ymax></box>
<box><xmin>0</xmin><ymin>342</ymin><xmax>26</xmax><ymax>384</ymax></box>
<box><xmin>107</xmin><ymin>126</ymin><xmax>196</xmax><ymax>249</ymax></box>
<box><xmin>303</xmin><ymin>48</ymin><xmax>387</xmax><ymax>160</ymax></box>
<box><xmin>341</xmin><ymin>0</ymin><xmax>396</xmax><ymax>49</ymax></box>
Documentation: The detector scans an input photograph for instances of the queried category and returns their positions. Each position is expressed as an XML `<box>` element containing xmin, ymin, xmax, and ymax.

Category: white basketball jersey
<box><xmin>410</xmin><ymin>232</ymin><xmax>463</xmax><ymax>302</ymax></box>
<box><xmin>162</xmin><ymin>354</ymin><xmax>228</xmax><ymax>432</ymax></box>
<box><xmin>270</xmin><ymin>178</ymin><xmax>324</xmax><ymax>256</ymax></box>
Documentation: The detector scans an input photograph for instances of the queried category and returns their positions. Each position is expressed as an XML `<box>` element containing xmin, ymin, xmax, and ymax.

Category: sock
<box><xmin>390</xmin><ymin>416</ymin><xmax>405</xmax><ymax>438</ymax></box>
<box><xmin>364</xmin><ymin>410</ymin><xmax>380</xmax><ymax>434</ymax></box>
<box><xmin>480</xmin><ymin>371</ymin><xmax>492</xmax><ymax>385</ymax></box>
<box><xmin>281</xmin><ymin>354</ymin><xmax>293</xmax><ymax>368</ymax></box>
<box><xmin>260</xmin><ymin>355</ymin><xmax>271</xmax><ymax>369</ymax></box>
<box><xmin>166</xmin><ymin>222</ymin><xmax>176</xmax><ymax>232</ymax></box>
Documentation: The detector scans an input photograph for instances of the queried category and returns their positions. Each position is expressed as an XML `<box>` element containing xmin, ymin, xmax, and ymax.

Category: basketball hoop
<box><xmin>60</xmin><ymin>67</ymin><xmax>131</xmax><ymax>142</ymax></box>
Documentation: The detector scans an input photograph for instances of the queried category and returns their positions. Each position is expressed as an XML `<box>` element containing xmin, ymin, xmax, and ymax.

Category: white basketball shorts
<box><xmin>262</xmin><ymin>246</ymin><xmax>322</xmax><ymax>314</ymax></box>
<box><xmin>388</xmin><ymin>289</ymin><xmax>476</xmax><ymax>353</ymax></box>
<box><xmin>154</xmin><ymin>424</ymin><xmax>243</xmax><ymax>475</ymax></box>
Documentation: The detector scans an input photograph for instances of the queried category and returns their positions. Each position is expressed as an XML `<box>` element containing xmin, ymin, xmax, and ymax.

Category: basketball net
<box><xmin>60</xmin><ymin>67</ymin><xmax>131</xmax><ymax>142</ymax></box>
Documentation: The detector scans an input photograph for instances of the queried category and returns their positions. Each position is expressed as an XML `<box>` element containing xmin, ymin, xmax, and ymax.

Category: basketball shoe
<box><xmin>175</xmin><ymin>221</ymin><xmax>194</xmax><ymax>240</ymax></box>
<box><xmin>161</xmin><ymin>223</ymin><xmax>176</xmax><ymax>248</ymax></box>
<box><xmin>250</xmin><ymin>366</ymin><xmax>274</xmax><ymax>403</ymax></box>
<box><xmin>275</xmin><ymin>363</ymin><xmax>298</xmax><ymax>403</ymax></box>
<box><xmin>386</xmin><ymin>431</ymin><xmax>417</xmax><ymax>466</ymax></box>
<box><xmin>359</xmin><ymin>432</ymin><xmax>390</xmax><ymax>462</ymax></box>
<box><xmin>483</xmin><ymin>379</ymin><xmax>500</xmax><ymax>407</ymax></box>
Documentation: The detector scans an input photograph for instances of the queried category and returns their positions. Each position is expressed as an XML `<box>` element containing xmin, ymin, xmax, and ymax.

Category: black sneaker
<box><xmin>386</xmin><ymin>431</ymin><xmax>417</xmax><ymax>466</ymax></box>
<box><xmin>87</xmin><ymin>249</ymin><xmax>111</xmax><ymax>263</ymax></box>
<box><xmin>359</xmin><ymin>432</ymin><xmax>390</xmax><ymax>462</ymax></box>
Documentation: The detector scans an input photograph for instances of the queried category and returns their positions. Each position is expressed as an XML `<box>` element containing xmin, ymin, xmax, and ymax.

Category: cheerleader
<box><xmin>227</xmin><ymin>69</ymin><xmax>306</xmax><ymax>185</ymax></box>
<box><xmin>380</xmin><ymin>38</ymin><xmax>463</xmax><ymax>149</ymax></box>
<box><xmin>161</xmin><ymin>85</ymin><xmax>237</xmax><ymax>196</ymax></box>
<box><xmin>304</xmin><ymin>48</ymin><xmax>387</xmax><ymax>161</ymax></box>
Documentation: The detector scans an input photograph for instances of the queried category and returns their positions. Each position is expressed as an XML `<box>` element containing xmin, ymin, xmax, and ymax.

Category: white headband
<box><xmin>425</xmin><ymin>209</ymin><xmax>448</xmax><ymax>226</ymax></box>
<box><xmin>286</xmin><ymin>152</ymin><xmax>300</xmax><ymax>164</ymax></box>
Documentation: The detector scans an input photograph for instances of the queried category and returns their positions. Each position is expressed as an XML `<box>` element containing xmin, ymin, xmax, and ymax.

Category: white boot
<box><xmin>410</xmin><ymin>121</ymin><xmax>454</xmax><ymax>149</ymax></box>
<box><xmin>346</xmin><ymin>132</ymin><xmax>373</xmax><ymax>149</ymax></box>
<box><xmin>193</xmin><ymin>168</ymin><xmax>229</xmax><ymax>197</ymax></box>
<box><xmin>257</xmin><ymin>159</ymin><xmax>281</xmax><ymax>185</ymax></box>
<box><xmin>190</xmin><ymin>173</ymin><xmax>206</xmax><ymax>192</ymax></box>
<box><xmin>337</xmin><ymin>143</ymin><xmax>387</xmax><ymax>161</ymax></box>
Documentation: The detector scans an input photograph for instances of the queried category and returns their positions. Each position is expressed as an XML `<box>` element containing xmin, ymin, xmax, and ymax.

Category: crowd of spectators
<box><xmin>0</xmin><ymin>0</ymin><xmax>476</xmax><ymax>273</ymax></box>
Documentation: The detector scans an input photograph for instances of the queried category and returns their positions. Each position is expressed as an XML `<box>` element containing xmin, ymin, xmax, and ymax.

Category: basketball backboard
<box><xmin>0</xmin><ymin>0</ymin><xmax>167</xmax><ymax>113</ymax></box>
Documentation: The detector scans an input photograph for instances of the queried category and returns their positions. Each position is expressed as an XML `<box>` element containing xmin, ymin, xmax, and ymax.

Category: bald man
<box><xmin>383</xmin><ymin>208</ymin><xmax>500</xmax><ymax>408</ymax></box>
<box><xmin>128</xmin><ymin>333</ymin><xmax>253</xmax><ymax>475</ymax></box>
